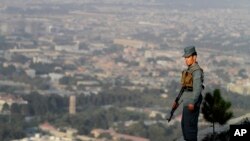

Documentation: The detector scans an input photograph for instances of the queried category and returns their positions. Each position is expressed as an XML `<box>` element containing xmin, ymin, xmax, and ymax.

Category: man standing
<box><xmin>180</xmin><ymin>46</ymin><xmax>204</xmax><ymax>141</ymax></box>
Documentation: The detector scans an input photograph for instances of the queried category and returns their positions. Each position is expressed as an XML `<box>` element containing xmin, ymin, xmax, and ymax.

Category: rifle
<box><xmin>167</xmin><ymin>87</ymin><xmax>185</xmax><ymax>122</ymax></box>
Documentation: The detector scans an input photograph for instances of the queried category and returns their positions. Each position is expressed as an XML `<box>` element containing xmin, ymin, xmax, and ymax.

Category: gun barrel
<box><xmin>167</xmin><ymin>115</ymin><xmax>172</xmax><ymax>122</ymax></box>
<box><xmin>167</xmin><ymin>109</ymin><xmax>175</xmax><ymax>122</ymax></box>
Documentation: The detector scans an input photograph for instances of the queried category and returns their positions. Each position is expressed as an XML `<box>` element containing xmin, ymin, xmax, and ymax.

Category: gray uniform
<box><xmin>181</xmin><ymin>62</ymin><xmax>204</xmax><ymax>141</ymax></box>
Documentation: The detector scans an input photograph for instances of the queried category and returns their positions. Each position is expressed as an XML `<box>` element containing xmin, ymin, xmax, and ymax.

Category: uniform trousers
<box><xmin>181</xmin><ymin>106</ymin><xmax>200</xmax><ymax>141</ymax></box>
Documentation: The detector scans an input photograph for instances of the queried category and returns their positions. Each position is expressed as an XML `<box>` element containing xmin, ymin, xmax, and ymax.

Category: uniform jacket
<box><xmin>181</xmin><ymin>62</ymin><xmax>204</xmax><ymax>107</ymax></box>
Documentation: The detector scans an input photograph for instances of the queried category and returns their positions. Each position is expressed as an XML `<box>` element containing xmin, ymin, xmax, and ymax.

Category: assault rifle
<box><xmin>167</xmin><ymin>87</ymin><xmax>185</xmax><ymax>122</ymax></box>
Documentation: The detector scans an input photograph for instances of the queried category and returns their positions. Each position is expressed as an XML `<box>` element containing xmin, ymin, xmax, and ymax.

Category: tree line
<box><xmin>0</xmin><ymin>87</ymin><xmax>247</xmax><ymax>141</ymax></box>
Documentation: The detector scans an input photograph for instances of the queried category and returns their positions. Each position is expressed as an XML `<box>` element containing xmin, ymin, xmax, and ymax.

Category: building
<box><xmin>54</xmin><ymin>44</ymin><xmax>79</xmax><ymax>52</ymax></box>
<box><xmin>91</xmin><ymin>128</ymin><xmax>150</xmax><ymax>141</ymax></box>
<box><xmin>49</xmin><ymin>73</ymin><xmax>64</xmax><ymax>83</ymax></box>
<box><xmin>69</xmin><ymin>95</ymin><xmax>76</xmax><ymax>115</ymax></box>
<box><xmin>113</xmin><ymin>39</ymin><xmax>144</xmax><ymax>49</ymax></box>
<box><xmin>0</xmin><ymin>94</ymin><xmax>28</xmax><ymax>112</ymax></box>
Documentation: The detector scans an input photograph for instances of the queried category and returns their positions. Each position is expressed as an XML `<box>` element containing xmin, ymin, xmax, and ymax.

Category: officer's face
<box><xmin>185</xmin><ymin>55</ymin><xmax>196</xmax><ymax>66</ymax></box>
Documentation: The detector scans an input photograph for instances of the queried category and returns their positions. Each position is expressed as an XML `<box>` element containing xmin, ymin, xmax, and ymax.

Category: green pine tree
<box><xmin>202</xmin><ymin>89</ymin><xmax>233</xmax><ymax>135</ymax></box>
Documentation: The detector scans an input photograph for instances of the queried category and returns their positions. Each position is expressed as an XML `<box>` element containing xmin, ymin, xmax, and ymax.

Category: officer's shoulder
<box><xmin>192</xmin><ymin>69</ymin><xmax>202</xmax><ymax>75</ymax></box>
<box><xmin>190</xmin><ymin>64</ymin><xmax>203</xmax><ymax>73</ymax></box>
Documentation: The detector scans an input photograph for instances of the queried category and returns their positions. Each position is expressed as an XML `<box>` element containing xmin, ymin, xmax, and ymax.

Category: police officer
<box><xmin>180</xmin><ymin>46</ymin><xmax>204</xmax><ymax>141</ymax></box>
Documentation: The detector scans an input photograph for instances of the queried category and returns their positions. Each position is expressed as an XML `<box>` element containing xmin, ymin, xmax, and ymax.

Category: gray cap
<box><xmin>183</xmin><ymin>46</ymin><xmax>197</xmax><ymax>57</ymax></box>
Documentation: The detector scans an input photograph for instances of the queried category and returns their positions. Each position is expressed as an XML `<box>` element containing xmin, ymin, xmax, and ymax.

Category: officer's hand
<box><xmin>188</xmin><ymin>104</ymin><xmax>194</xmax><ymax>111</ymax></box>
